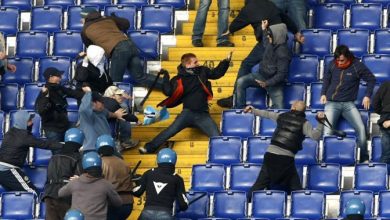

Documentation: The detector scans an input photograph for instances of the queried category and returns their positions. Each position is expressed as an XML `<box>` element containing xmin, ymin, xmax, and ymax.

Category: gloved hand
<box><xmin>159</xmin><ymin>69</ymin><xmax>170</xmax><ymax>80</ymax></box>
<box><xmin>132</xmin><ymin>174</ymin><xmax>142</xmax><ymax>185</ymax></box>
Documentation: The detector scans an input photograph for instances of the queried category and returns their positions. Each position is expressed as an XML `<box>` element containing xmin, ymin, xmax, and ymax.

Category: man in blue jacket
<box><xmin>321</xmin><ymin>45</ymin><xmax>376</xmax><ymax>162</ymax></box>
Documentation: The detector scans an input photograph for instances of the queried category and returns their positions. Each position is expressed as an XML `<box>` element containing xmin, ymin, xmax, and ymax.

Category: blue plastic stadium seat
<box><xmin>252</xmin><ymin>190</ymin><xmax>286</xmax><ymax>219</ymax></box>
<box><xmin>337</xmin><ymin>29</ymin><xmax>369</xmax><ymax>57</ymax></box>
<box><xmin>295</xmin><ymin>138</ymin><xmax>318</xmax><ymax>165</ymax></box>
<box><xmin>352</xmin><ymin>83</ymin><xmax>371</xmax><ymax>109</ymax></box>
<box><xmin>128</xmin><ymin>30</ymin><xmax>160</xmax><ymax>60</ymax></box>
<box><xmin>0</xmin><ymin>83</ymin><xmax>19</xmax><ymax>112</ymax></box>
<box><xmin>38</xmin><ymin>56</ymin><xmax>71</xmax><ymax>82</ymax></box>
<box><xmin>339</xmin><ymin>190</ymin><xmax>374</xmax><ymax>218</ymax></box>
<box><xmin>67</xmin><ymin>110</ymin><xmax>79</xmax><ymax>125</ymax></box>
<box><xmin>309</xmin><ymin>82</ymin><xmax>323</xmax><ymax>109</ymax></box>
<box><xmin>290</xmin><ymin>190</ymin><xmax>325</xmax><ymax>220</ymax></box>
<box><xmin>245</xmin><ymin>87</ymin><xmax>267</xmax><ymax>109</ymax></box>
<box><xmin>350</xmin><ymin>3</ymin><xmax>382</xmax><ymax>30</ymax></box>
<box><xmin>305</xmin><ymin>110</ymin><xmax>320</xmax><ymax>129</ymax></box>
<box><xmin>0</xmin><ymin>184</ymin><xmax>6</xmax><ymax>193</ymax></box>
<box><xmin>323</xmin><ymin>0</ymin><xmax>355</xmax><ymax>7</ymax></box>
<box><xmin>2</xmin><ymin>57</ymin><xmax>34</xmax><ymax>85</ymax></box>
<box><xmin>0</xmin><ymin>192</ymin><xmax>36</xmax><ymax>219</ymax></box>
<box><xmin>2</xmin><ymin>0</ymin><xmax>32</xmax><ymax>11</ymax></box>
<box><xmin>371</xmin><ymin>136</ymin><xmax>381</xmax><ymax>162</ymax></box>
<box><xmin>38</xmin><ymin>201</ymin><xmax>46</xmax><ymax>219</ymax></box>
<box><xmin>104</xmin><ymin>5</ymin><xmax>136</xmax><ymax>31</ymax></box>
<box><xmin>81</xmin><ymin>0</ymin><xmax>111</xmax><ymax>9</ymax></box>
<box><xmin>313</xmin><ymin>3</ymin><xmax>345</xmax><ymax>30</ymax></box>
<box><xmin>0</xmin><ymin>6</ymin><xmax>19</xmax><ymax>35</ymax></box>
<box><xmin>323</xmin><ymin>54</ymin><xmax>334</xmax><ymax>74</ymax></box>
<box><xmin>141</xmin><ymin>5</ymin><xmax>174</xmax><ymax>34</ymax></box>
<box><xmin>221</xmin><ymin>109</ymin><xmax>255</xmax><ymax>138</ymax></box>
<box><xmin>23</xmin><ymin>166</ymin><xmax>47</xmax><ymax>192</ymax></box>
<box><xmin>0</xmin><ymin>111</ymin><xmax>4</xmax><ymax>139</ymax></box>
<box><xmin>44</xmin><ymin>0</ymin><xmax>75</xmax><ymax>8</ymax></box>
<box><xmin>259</xmin><ymin>110</ymin><xmax>287</xmax><ymax>136</ymax></box>
<box><xmin>208</xmin><ymin>136</ymin><xmax>242</xmax><ymax>165</ymax></box>
<box><xmin>354</xmin><ymin>163</ymin><xmax>388</xmax><ymax>192</ymax></box>
<box><xmin>230</xmin><ymin>163</ymin><xmax>261</xmax><ymax>192</ymax></box>
<box><xmin>16</xmin><ymin>31</ymin><xmax>49</xmax><ymax>58</ymax></box>
<box><xmin>10</xmin><ymin>110</ymin><xmax>41</xmax><ymax>137</ymax></box>
<box><xmin>336</xmin><ymin>111</ymin><xmax>368</xmax><ymax>135</ymax></box>
<box><xmin>31</xmin><ymin>6</ymin><xmax>63</xmax><ymax>32</ymax></box>
<box><xmin>379</xmin><ymin>191</ymin><xmax>390</xmax><ymax>218</ymax></box>
<box><xmin>67</xmin><ymin>5</ymin><xmax>99</xmax><ymax>30</ymax></box>
<box><xmin>362</xmin><ymin>54</ymin><xmax>390</xmax><ymax>83</ymax></box>
<box><xmin>213</xmin><ymin>191</ymin><xmax>247</xmax><ymax>219</ymax></box>
<box><xmin>66</xmin><ymin>97</ymin><xmax>78</xmax><ymax>110</ymax></box>
<box><xmin>300</xmin><ymin>29</ymin><xmax>332</xmax><ymax>56</ymax></box>
<box><xmin>322</xmin><ymin>136</ymin><xmax>356</xmax><ymax>165</ymax></box>
<box><xmin>306</xmin><ymin>163</ymin><xmax>341</xmax><ymax>194</ymax></box>
<box><xmin>53</xmin><ymin>31</ymin><xmax>83</xmax><ymax>58</ymax></box>
<box><xmin>191</xmin><ymin>164</ymin><xmax>225</xmax><ymax>192</ymax></box>
<box><xmin>31</xmin><ymin>148</ymin><xmax>52</xmax><ymax>166</ymax></box>
<box><xmin>176</xmin><ymin>191</ymin><xmax>209</xmax><ymax>219</ymax></box>
<box><xmin>288</xmin><ymin>55</ymin><xmax>319</xmax><ymax>83</ymax></box>
<box><xmin>246</xmin><ymin>136</ymin><xmax>271</xmax><ymax>163</ymax></box>
<box><xmin>23</xmin><ymin>83</ymin><xmax>44</xmax><ymax>109</ymax></box>
<box><xmin>374</xmin><ymin>29</ymin><xmax>390</xmax><ymax>54</ymax></box>
<box><xmin>284</xmin><ymin>83</ymin><xmax>306</xmax><ymax>109</ymax></box>
<box><xmin>117</xmin><ymin>0</ymin><xmax>148</xmax><ymax>7</ymax></box>
<box><xmin>154</xmin><ymin>0</ymin><xmax>186</xmax><ymax>9</ymax></box>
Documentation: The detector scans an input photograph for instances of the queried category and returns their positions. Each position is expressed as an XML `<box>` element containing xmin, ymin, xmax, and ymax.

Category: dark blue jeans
<box><xmin>270</xmin><ymin>0</ymin><xmax>307</xmax><ymax>32</ymax></box>
<box><xmin>380</xmin><ymin>127</ymin><xmax>390</xmax><ymax>164</ymax></box>
<box><xmin>145</xmin><ymin>109</ymin><xmax>220</xmax><ymax>153</ymax></box>
<box><xmin>139</xmin><ymin>208</ymin><xmax>174</xmax><ymax>220</ymax></box>
<box><xmin>107</xmin><ymin>203</ymin><xmax>133</xmax><ymax>220</ymax></box>
<box><xmin>110</xmin><ymin>40</ymin><xmax>162</xmax><ymax>89</ymax></box>
<box><xmin>45</xmin><ymin>129</ymin><xmax>65</xmax><ymax>155</ymax></box>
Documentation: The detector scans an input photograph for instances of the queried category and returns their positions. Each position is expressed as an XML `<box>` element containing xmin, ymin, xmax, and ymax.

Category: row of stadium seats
<box><xmin>0</xmin><ymin>191</ymin><xmax>45</xmax><ymax>219</ymax></box>
<box><xmin>0</xmin><ymin>4</ymin><xmax>174</xmax><ymax>33</ymax></box>
<box><xmin>0</xmin><ymin>0</ymin><xmax>185</xmax><ymax>10</ymax></box>
<box><xmin>207</xmin><ymin>136</ymin><xmax>382</xmax><ymax>166</ymax></box>
<box><xmin>176</xmin><ymin>190</ymin><xmax>390</xmax><ymax>220</ymax></box>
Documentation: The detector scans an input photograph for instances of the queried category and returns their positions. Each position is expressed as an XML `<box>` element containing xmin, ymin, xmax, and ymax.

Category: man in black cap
<box><xmin>79</xmin><ymin>8</ymin><xmax>164</xmax><ymax>88</ymax></box>
<box><xmin>35</xmin><ymin>67</ymin><xmax>84</xmax><ymax>154</ymax></box>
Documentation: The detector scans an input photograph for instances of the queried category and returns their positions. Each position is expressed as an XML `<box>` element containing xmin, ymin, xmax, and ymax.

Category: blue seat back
<box><xmin>128</xmin><ymin>30</ymin><xmax>160</xmax><ymax>60</ymax></box>
<box><xmin>295</xmin><ymin>138</ymin><xmax>318</xmax><ymax>165</ymax></box>
<box><xmin>16</xmin><ymin>31</ymin><xmax>49</xmax><ymax>58</ymax></box>
<box><xmin>323</xmin><ymin>0</ymin><xmax>355</xmax><ymax>6</ymax></box>
<box><xmin>290</xmin><ymin>190</ymin><xmax>325</xmax><ymax>219</ymax></box>
<box><xmin>221</xmin><ymin>110</ymin><xmax>255</xmax><ymax>138</ymax></box>
<box><xmin>213</xmin><ymin>191</ymin><xmax>247</xmax><ymax>219</ymax></box>
<box><xmin>10</xmin><ymin>110</ymin><xmax>41</xmax><ymax>137</ymax></box>
<box><xmin>31</xmin><ymin>6</ymin><xmax>63</xmax><ymax>32</ymax></box>
<box><xmin>1</xmin><ymin>192</ymin><xmax>36</xmax><ymax>218</ymax></box>
<box><xmin>309</xmin><ymin>82</ymin><xmax>323</xmax><ymax>109</ymax></box>
<box><xmin>23</xmin><ymin>166</ymin><xmax>48</xmax><ymax>192</ymax></box>
<box><xmin>313</xmin><ymin>3</ymin><xmax>345</xmax><ymax>30</ymax></box>
<box><xmin>208</xmin><ymin>136</ymin><xmax>242</xmax><ymax>165</ymax></box>
<box><xmin>371</xmin><ymin>136</ymin><xmax>381</xmax><ymax>162</ymax></box>
<box><xmin>191</xmin><ymin>164</ymin><xmax>225</xmax><ymax>192</ymax></box>
<box><xmin>2</xmin><ymin>0</ymin><xmax>32</xmax><ymax>11</ymax></box>
<box><xmin>0</xmin><ymin>83</ymin><xmax>19</xmax><ymax>111</ymax></box>
<box><xmin>374</xmin><ymin>29</ymin><xmax>390</xmax><ymax>54</ymax></box>
<box><xmin>38</xmin><ymin>56</ymin><xmax>71</xmax><ymax>82</ymax></box>
<box><xmin>288</xmin><ymin>55</ymin><xmax>319</xmax><ymax>83</ymax></box>
<box><xmin>337</xmin><ymin>29</ymin><xmax>370</xmax><ymax>57</ymax></box>
<box><xmin>354</xmin><ymin>163</ymin><xmax>388</xmax><ymax>192</ymax></box>
<box><xmin>323</xmin><ymin>136</ymin><xmax>356</xmax><ymax>165</ymax></box>
<box><xmin>3</xmin><ymin>57</ymin><xmax>34</xmax><ymax>85</ymax></box>
<box><xmin>104</xmin><ymin>5</ymin><xmax>137</xmax><ymax>30</ymax></box>
<box><xmin>32</xmin><ymin>148</ymin><xmax>52</xmax><ymax>166</ymax></box>
<box><xmin>0</xmin><ymin>6</ymin><xmax>19</xmax><ymax>35</ymax></box>
<box><xmin>252</xmin><ymin>190</ymin><xmax>286</xmax><ymax>219</ymax></box>
<box><xmin>259</xmin><ymin>110</ymin><xmax>287</xmax><ymax>136</ymax></box>
<box><xmin>300</xmin><ymin>29</ymin><xmax>332</xmax><ymax>56</ymax></box>
<box><xmin>176</xmin><ymin>191</ymin><xmax>209</xmax><ymax>219</ymax></box>
<box><xmin>66</xmin><ymin>97</ymin><xmax>78</xmax><ymax>110</ymax></box>
<box><xmin>117</xmin><ymin>0</ymin><xmax>148</xmax><ymax>7</ymax></box>
<box><xmin>0</xmin><ymin>111</ymin><xmax>5</xmax><ymax>139</ymax></box>
<box><xmin>230</xmin><ymin>163</ymin><xmax>261</xmax><ymax>192</ymax></box>
<box><xmin>81</xmin><ymin>0</ymin><xmax>111</xmax><ymax>9</ymax></box>
<box><xmin>154</xmin><ymin>0</ymin><xmax>186</xmax><ymax>8</ymax></box>
<box><xmin>44</xmin><ymin>0</ymin><xmax>75</xmax><ymax>8</ymax></box>
<box><xmin>245</xmin><ymin>87</ymin><xmax>267</xmax><ymax>109</ymax></box>
<box><xmin>339</xmin><ymin>190</ymin><xmax>374</xmax><ymax>218</ymax></box>
<box><xmin>67</xmin><ymin>5</ymin><xmax>99</xmax><ymax>30</ymax></box>
<box><xmin>23</xmin><ymin>83</ymin><xmax>44</xmax><ymax>109</ymax></box>
<box><xmin>247</xmin><ymin>136</ymin><xmax>271</xmax><ymax>163</ymax></box>
<box><xmin>379</xmin><ymin>191</ymin><xmax>390</xmax><ymax>218</ymax></box>
<box><xmin>350</xmin><ymin>3</ymin><xmax>382</xmax><ymax>30</ymax></box>
<box><xmin>53</xmin><ymin>31</ymin><xmax>84</xmax><ymax>58</ymax></box>
<box><xmin>67</xmin><ymin>110</ymin><xmax>79</xmax><ymax>125</ymax></box>
<box><xmin>362</xmin><ymin>54</ymin><xmax>390</xmax><ymax>83</ymax></box>
<box><xmin>284</xmin><ymin>83</ymin><xmax>306</xmax><ymax>109</ymax></box>
<box><xmin>141</xmin><ymin>5</ymin><xmax>174</xmax><ymax>33</ymax></box>
<box><xmin>336</xmin><ymin>111</ymin><xmax>368</xmax><ymax>135</ymax></box>
<box><xmin>306</xmin><ymin>163</ymin><xmax>341</xmax><ymax>193</ymax></box>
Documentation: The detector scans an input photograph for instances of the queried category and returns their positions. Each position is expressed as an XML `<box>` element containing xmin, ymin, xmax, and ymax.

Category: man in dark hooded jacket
<box><xmin>139</xmin><ymin>52</ymin><xmax>231</xmax><ymax>154</ymax></box>
<box><xmin>0</xmin><ymin>110</ymin><xmax>62</xmax><ymax>195</ymax></box>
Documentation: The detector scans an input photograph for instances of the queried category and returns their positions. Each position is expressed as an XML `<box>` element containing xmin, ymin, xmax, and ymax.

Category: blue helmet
<box><xmin>95</xmin><ymin>134</ymin><xmax>115</xmax><ymax>150</ymax></box>
<box><xmin>64</xmin><ymin>209</ymin><xmax>84</xmax><ymax>220</ymax></box>
<box><xmin>82</xmin><ymin>151</ymin><xmax>102</xmax><ymax>169</ymax></box>
<box><xmin>345</xmin><ymin>198</ymin><xmax>365</xmax><ymax>215</ymax></box>
<box><xmin>64</xmin><ymin>128</ymin><xmax>85</xmax><ymax>145</ymax></box>
<box><xmin>157</xmin><ymin>148</ymin><xmax>177</xmax><ymax>165</ymax></box>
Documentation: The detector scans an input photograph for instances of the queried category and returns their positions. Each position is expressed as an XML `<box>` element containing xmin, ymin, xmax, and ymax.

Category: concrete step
<box><xmin>182</xmin><ymin>22</ymin><xmax>253</xmax><ymax>35</ymax></box>
<box><xmin>123</xmin><ymin>141</ymin><xmax>209</xmax><ymax>155</ymax></box>
<box><xmin>187</xmin><ymin>10</ymin><xmax>239</xmax><ymax>23</ymax></box>
<box><xmin>168</xmin><ymin>47</ymin><xmax>251</xmax><ymax>61</ymax></box>
<box><xmin>175</xmin><ymin>35</ymin><xmax>256</xmax><ymax>47</ymax></box>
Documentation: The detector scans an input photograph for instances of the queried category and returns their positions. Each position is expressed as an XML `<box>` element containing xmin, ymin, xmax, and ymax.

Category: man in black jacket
<box><xmin>139</xmin><ymin>52</ymin><xmax>231</xmax><ymax>154</ymax></box>
<box><xmin>43</xmin><ymin>128</ymin><xmax>84</xmax><ymax>220</ymax></box>
<box><xmin>35</xmin><ymin>67</ymin><xmax>84</xmax><ymax>154</ymax></box>
<box><xmin>0</xmin><ymin>110</ymin><xmax>62</xmax><ymax>195</ymax></box>
<box><xmin>244</xmin><ymin>101</ymin><xmax>324</xmax><ymax>199</ymax></box>
<box><xmin>373</xmin><ymin>81</ymin><xmax>390</xmax><ymax>164</ymax></box>
<box><xmin>217</xmin><ymin>0</ymin><xmax>304</xmax><ymax>107</ymax></box>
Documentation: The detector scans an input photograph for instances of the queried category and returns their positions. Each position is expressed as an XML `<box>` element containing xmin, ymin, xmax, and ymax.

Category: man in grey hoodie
<box><xmin>235</xmin><ymin>20</ymin><xmax>291</xmax><ymax>109</ymax></box>
<box><xmin>0</xmin><ymin>110</ymin><xmax>62</xmax><ymax>194</ymax></box>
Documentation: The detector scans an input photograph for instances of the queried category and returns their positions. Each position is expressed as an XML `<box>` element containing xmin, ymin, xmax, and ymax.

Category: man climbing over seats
<box><xmin>320</xmin><ymin>45</ymin><xmax>376</xmax><ymax>162</ymax></box>
<box><xmin>132</xmin><ymin>148</ymin><xmax>188</xmax><ymax>220</ymax></box>
<box><xmin>0</xmin><ymin>32</ymin><xmax>16</xmax><ymax>75</ymax></box>
<box><xmin>234</xmin><ymin>19</ymin><xmax>291</xmax><ymax>109</ymax></box>
<box><xmin>138</xmin><ymin>52</ymin><xmax>231</xmax><ymax>154</ymax></box>
<box><xmin>0</xmin><ymin>110</ymin><xmax>62</xmax><ymax>195</ymax></box>
<box><xmin>80</xmin><ymin>8</ymin><xmax>164</xmax><ymax>88</ymax></box>
<box><xmin>217</xmin><ymin>0</ymin><xmax>304</xmax><ymax>108</ymax></box>
<box><xmin>373</xmin><ymin>80</ymin><xmax>390</xmax><ymax>164</ymax></box>
<box><xmin>245</xmin><ymin>101</ymin><xmax>324</xmax><ymax>198</ymax></box>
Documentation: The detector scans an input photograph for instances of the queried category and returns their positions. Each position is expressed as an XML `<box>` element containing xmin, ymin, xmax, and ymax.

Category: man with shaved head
<box><xmin>244</xmin><ymin>101</ymin><xmax>324</xmax><ymax>198</ymax></box>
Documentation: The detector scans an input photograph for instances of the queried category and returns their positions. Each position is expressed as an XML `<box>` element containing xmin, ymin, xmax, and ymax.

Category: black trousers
<box><xmin>0</xmin><ymin>168</ymin><xmax>38</xmax><ymax>195</ymax></box>
<box><xmin>45</xmin><ymin>197</ymin><xmax>71</xmax><ymax>220</ymax></box>
<box><xmin>249</xmin><ymin>152</ymin><xmax>302</xmax><ymax>200</ymax></box>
